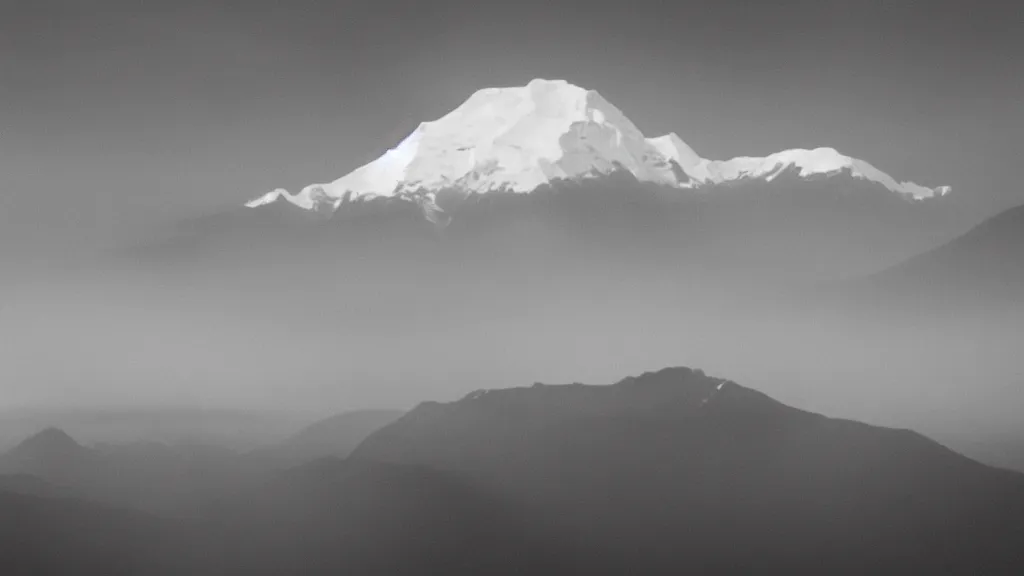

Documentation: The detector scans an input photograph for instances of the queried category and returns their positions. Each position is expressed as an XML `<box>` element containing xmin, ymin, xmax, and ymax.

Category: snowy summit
<box><xmin>246</xmin><ymin>79</ymin><xmax>950</xmax><ymax>212</ymax></box>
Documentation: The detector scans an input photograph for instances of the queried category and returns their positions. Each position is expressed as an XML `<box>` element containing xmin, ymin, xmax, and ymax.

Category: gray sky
<box><xmin>1</xmin><ymin>0</ymin><xmax>1022</xmax><ymax>264</ymax></box>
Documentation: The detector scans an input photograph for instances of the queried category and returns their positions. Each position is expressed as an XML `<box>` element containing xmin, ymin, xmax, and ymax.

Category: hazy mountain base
<box><xmin>0</xmin><ymin>409</ymin><xmax>408</xmax><ymax>516</ymax></box>
<box><xmin>4</xmin><ymin>180</ymin><xmax>1017</xmax><ymax>469</ymax></box>
<box><xmin>801</xmin><ymin>202</ymin><xmax>1024</xmax><ymax>464</ymax></box>
<box><xmin>0</xmin><ymin>430</ymin><xmax>269</xmax><ymax>518</ymax></box>
<box><xmin>136</xmin><ymin>172</ymin><xmax>965</xmax><ymax>282</ymax></box>
<box><xmin>0</xmin><ymin>409</ymin><xmax>315</xmax><ymax>453</ymax></box>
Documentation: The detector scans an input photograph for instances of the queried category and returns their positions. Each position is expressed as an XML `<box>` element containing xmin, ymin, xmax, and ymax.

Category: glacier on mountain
<box><xmin>245</xmin><ymin>79</ymin><xmax>950</xmax><ymax>212</ymax></box>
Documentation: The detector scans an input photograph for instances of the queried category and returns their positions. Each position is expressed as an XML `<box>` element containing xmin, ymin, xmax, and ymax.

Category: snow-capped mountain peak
<box><xmin>245</xmin><ymin>189</ymin><xmax>295</xmax><ymax>208</ymax></box>
<box><xmin>322</xmin><ymin>78</ymin><xmax>681</xmax><ymax>198</ymax></box>
<box><xmin>245</xmin><ymin>79</ymin><xmax>949</xmax><ymax>212</ymax></box>
<box><xmin>691</xmin><ymin>147</ymin><xmax>952</xmax><ymax>199</ymax></box>
<box><xmin>244</xmin><ymin>186</ymin><xmax>342</xmax><ymax>212</ymax></box>
<box><xmin>646</xmin><ymin>132</ymin><xmax>703</xmax><ymax>173</ymax></box>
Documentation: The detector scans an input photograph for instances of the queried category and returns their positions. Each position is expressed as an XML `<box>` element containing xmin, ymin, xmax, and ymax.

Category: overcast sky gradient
<box><xmin>1</xmin><ymin>0</ymin><xmax>1021</xmax><ymax>264</ymax></box>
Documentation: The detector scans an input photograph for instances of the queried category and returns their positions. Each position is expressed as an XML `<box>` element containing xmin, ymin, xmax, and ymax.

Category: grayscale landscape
<box><xmin>1</xmin><ymin>0</ymin><xmax>1022</xmax><ymax>574</ymax></box>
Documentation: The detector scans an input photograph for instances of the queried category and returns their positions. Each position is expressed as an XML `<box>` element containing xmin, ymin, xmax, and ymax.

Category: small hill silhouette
<box><xmin>8</xmin><ymin>428</ymin><xmax>85</xmax><ymax>459</ymax></box>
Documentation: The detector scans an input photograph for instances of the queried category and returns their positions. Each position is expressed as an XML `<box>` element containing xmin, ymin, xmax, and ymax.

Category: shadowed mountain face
<box><xmin>354</xmin><ymin>367</ymin><xmax>1024</xmax><ymax>574</ymax></box>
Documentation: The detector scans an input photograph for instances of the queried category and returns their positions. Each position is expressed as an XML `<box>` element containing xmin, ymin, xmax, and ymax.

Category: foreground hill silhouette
<box><xmin>354</xmin><ymin>367</ymin><xmax>1024</xmax><ymax>574</ymax></box>
<box><xmin>0</xmin><ymin>460</ymin><xmax>586</xmax><ymax>576</ymax></box>
<box><xmin>2</xmin><ymin>367</ymin><xmax>1022</xmax><ymax>575</ymax></box>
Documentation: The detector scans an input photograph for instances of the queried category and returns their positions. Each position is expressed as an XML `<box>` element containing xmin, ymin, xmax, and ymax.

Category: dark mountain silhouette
<box><xmin>354</xmin><ymin>367</ymin><xmax>1024</xmax><ymax>575</ymax></box>
<box><xmin>255</xmin><ymin>409</ymin><xmax>405</xmax><ymax>467</ymax></box>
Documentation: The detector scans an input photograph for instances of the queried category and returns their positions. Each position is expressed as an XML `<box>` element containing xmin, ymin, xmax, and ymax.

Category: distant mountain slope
<box><xmin>0</xmin><ymin>429</ymin><xmax>98</xmax><ymax>487</ymax></box>
<box><xmin>354</xmin><ymin>367</ymin><xmax>1024</xmax><ymax>575</ymax></box>
<box><xmin>811</xmin><ymin>203</ymin><xmax>1024</xmax><ymax>325</ymax></box>
<box><xmin>6</xmin><ymin>428</ymin><xmax>84</xmax><ymax>460</ymax></box>
<box><xmin>864</xmin><ymin>203</ymin><xmax>1024</xmax><ymax>304</ymax></box>
<box><xmin>256</xmin><ymin>409</ymin><xmax>405</xmax><ymax>466</ymax></box>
